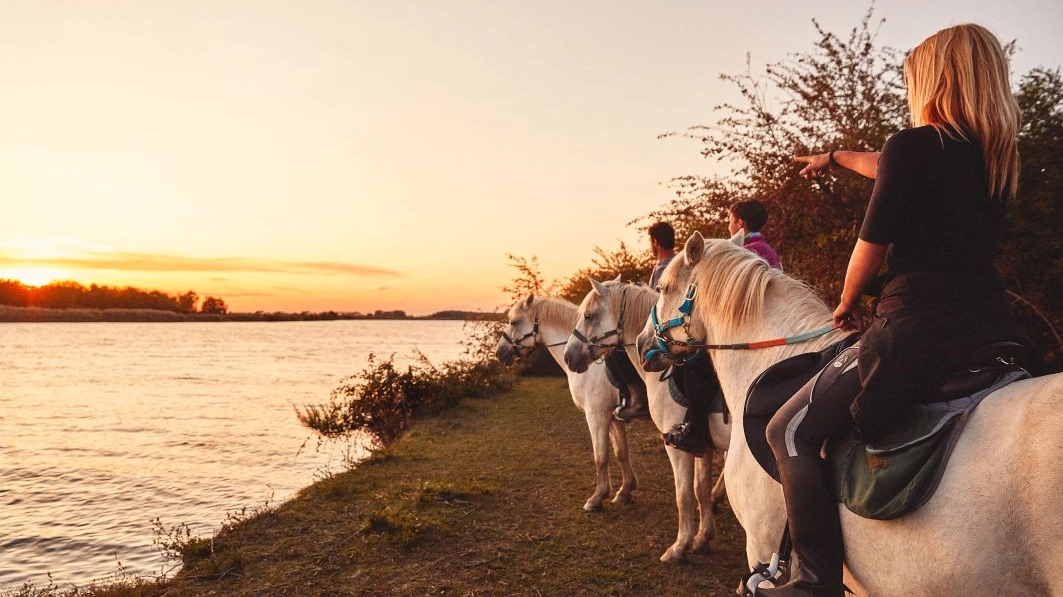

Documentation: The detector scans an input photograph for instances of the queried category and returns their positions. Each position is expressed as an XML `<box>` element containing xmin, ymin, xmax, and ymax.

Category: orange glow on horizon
<box><xmin>0</xmin><ymin>267</ymin><xmax>71</xmax><ymax>288</ymax></box>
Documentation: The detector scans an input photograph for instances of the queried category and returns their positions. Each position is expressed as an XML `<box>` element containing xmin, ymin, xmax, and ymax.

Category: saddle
<box><xmin>744</xmin><ymin>340</ymin><xmax>1033</xmax><ymax>520</ymax></box>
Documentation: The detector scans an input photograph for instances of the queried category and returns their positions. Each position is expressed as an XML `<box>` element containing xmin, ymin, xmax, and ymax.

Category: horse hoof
<box><xmin>659</xmin><ymin>547</ymin><xmax>687</xmax><ymax>564</ymax></box>
<box><xmin>611</xmin><ymin>492</ymin><xmax>634</xmax><ymax>505</ymax></box>
<box><xmin>583</xmin><ymin>501</ymin><xmax>604</xmax><ymax>512</ymax></box>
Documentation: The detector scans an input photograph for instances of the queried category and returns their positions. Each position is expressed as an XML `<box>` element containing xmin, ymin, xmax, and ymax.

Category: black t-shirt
<box><xmin>859</xmin><ymin>125</ymin><xmax>1005</xmax><ymax>284</ymax></box>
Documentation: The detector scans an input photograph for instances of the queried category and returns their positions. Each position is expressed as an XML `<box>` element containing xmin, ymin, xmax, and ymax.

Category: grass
<box><xmin>6</xmin><ymin>376</ymin><xmax>749</xmax><ymax>597</ymax></box>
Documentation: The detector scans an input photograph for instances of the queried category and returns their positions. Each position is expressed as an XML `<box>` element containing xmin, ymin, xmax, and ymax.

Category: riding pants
<box><xmin>766</xmin><ymin>347</ymin><xmax>861</xmax><ymax>461</ymax></box>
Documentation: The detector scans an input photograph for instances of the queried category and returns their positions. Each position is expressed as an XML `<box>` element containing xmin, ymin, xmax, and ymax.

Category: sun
<box><xmin>0</xmin><ymin>267</ymin><xmax>71</xmax><ymax>287</ymax></box>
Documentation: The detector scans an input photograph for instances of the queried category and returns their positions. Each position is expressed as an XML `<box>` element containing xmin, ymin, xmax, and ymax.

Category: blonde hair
<box><xmin>904</xmin><ymin>23</ymin><xmax>1021</xmax><ymax>200</ymax></box>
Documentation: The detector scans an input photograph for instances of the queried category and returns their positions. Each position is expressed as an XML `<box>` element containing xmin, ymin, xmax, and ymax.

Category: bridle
<box><xmin>499</xmin><ymin>309</ymin><xmax>567</xmax><ymax>360</ymax></box>
<box><xmin>645</xmin><ymin>283</ymin><xmax>834</xmax><ymax>362</ymax></box>
<box><xmin>570</xmin><ymin>285</ymin><xmax>631</xmax><ymax>352</ymax></box>
<box><xmin>499</xmin><ymin>315</ymin><xmax>541</xmax><ymax>359</ymax></box>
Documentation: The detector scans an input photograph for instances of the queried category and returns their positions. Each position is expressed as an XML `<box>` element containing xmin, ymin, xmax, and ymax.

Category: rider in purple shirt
<box><xmin>728</xmin><ymin>200</ymin><xmax>782</xmax><ymax>269</ymax></box>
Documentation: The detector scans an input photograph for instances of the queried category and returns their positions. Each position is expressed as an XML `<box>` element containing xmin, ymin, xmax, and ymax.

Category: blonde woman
<box><xmin>762</xmin><ymin>24</ymin><xmax>1034</xmax><ymax>597</ymax></box>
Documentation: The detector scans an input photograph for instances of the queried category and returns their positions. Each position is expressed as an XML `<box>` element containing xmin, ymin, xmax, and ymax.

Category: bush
<box><xmin>297</xmin><ymin>348</ymin><xmax>515</xmax><ymax>457</ymax></box>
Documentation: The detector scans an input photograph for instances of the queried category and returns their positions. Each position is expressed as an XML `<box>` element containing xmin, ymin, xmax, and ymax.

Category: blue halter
<box><xmin>644</xmin><ymin>284</ymin><xmax>697</xmax><ymax>362</ymax></box>
<box><xmin>645</xmin><ymin>282</ymin><xmax>835</xmax><ymax>360</ymax></box>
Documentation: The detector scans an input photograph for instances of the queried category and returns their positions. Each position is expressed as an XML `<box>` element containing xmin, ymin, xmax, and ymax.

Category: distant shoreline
<box><xmin>0</xmin><ymin>305</ymin><xmax>502</xmax><ymax>323</ymax></box>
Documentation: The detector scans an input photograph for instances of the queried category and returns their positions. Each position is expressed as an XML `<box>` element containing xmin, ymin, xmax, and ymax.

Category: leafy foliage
<box><xmin>645</xmin><ymin>9</ymin><xmax>906</xmax><ymax>301</ymax></box>
<box><xmin>297</xmin><ymin>351</ymin><xmax>515</xmax><ymax>457</ymax></box>
<box><xmin>553</xmin><ymin>241</ymin><xmax>654</xmax><ymax>305</ymax></box>
<box><xmin>1000</xmin><ymin>67</ymin><xmax>1063</xmax><ymax>368</ymax></box>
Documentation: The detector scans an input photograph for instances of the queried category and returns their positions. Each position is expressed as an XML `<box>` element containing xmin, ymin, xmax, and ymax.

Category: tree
<box><xmin>999</xmin><ymin>67</ymin><xmax>1063</xmax><ymax>368</ymax></box>
<box><xmin>0</xmin><ymin>279</ymin><xmax>30</xmax><ymax>307</ymax></box>
<box><xmin>200</xmin><ymin>296</ymin><xmax>229</xmax><ymax>315</ymax></box>
<box><xmin>645</xmin><ymin>8</ymin><xmax>906</xmax><ymax>300</ymax></box>
<box><xmin>500</xmin><ymin>254</ymin><xmax>553</xmax><ymax>305</ymax></box>
<box><xmin>553</xmin><ymin>241</ymin><xmax>653</xmax><ymax>305</ymax></box>
<box><xmin>177</xmin><ymin>291</ymin><xmax>199</xmax><ymax>314</ymax></box>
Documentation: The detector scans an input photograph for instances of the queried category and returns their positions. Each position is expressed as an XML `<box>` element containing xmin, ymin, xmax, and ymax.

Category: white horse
<box><xmin>563</xmin><ymin>277</ymin><xmax>730</xmax><ymax>563</ymax></box>
<box><xmin>495</xmin><ymin>295</ymin><xmax>637</xmax><ymax>512</ymax></box>
<box><xmin>636</xmin><ymin>230</ymin><xmax>1063</xmax><ymax>596</ymax></box>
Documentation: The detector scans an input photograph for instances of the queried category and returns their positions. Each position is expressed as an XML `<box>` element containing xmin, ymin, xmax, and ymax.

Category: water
<box><xmin>0</xmin><ymin>320</ymin><xmax>469</xmax><ymax>588</ymax></box>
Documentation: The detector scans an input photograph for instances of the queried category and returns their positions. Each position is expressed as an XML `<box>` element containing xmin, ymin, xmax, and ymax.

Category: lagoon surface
<box><xmin>0</xmin><ymin>320</ymin><xmax>469</xmax><ymax>588</ymax></box>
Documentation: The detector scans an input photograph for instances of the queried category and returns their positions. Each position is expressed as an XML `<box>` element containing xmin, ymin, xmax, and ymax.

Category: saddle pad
<box><xmin>834</xmin><ymin>369</ymin><xmax>1030</xmax><ymax>520</ymax></box>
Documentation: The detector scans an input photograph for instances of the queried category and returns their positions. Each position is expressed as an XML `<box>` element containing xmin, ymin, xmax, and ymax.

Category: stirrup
<box><xmin>737</xmin><ymin>552</ymin><xmax>789</xmax><ymax>596</ymax></box>
<box><xmin>613</xmin><ymin>403</ymin><xmax>648</xmax><ymax>421</ymax></box>
<box><xmin>663</xmin><ymin>422</ymin><xmax>709</xmax><ymax>456</ymax></box>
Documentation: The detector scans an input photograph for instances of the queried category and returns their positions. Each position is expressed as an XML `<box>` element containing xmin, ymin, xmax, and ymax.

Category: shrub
<box><xmin>297</xmin><ymin>348</ymin><xmax>515</xmax><ymax>458</ymax></box>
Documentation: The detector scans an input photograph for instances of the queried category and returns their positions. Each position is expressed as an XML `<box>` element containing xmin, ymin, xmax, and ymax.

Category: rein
<box><xmin>645</xmin><ymin>283</ymin><xmax>834</xmax><ymax>361</ymax></box>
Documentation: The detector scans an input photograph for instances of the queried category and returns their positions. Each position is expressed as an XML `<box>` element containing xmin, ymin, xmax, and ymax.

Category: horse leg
<box><xmin>608</xmin><ymin>418</ymin><xmax>637</xmax><ymax>504</ymax></box>
<box><xmin>710</xmin><ymin>453</ymin><xmax>727</xmax><ymax>510</ymax></box>
<box><xmin>582</xmin><ymin>410</ymin><xmax>613</xmax><ymax>512</ymax></box>
<box><xmin>660</xmin><ymin>445</ymin><xmax>697</xmax><ymax>563</ymax></box>
<box><xmin>693</xmin><ymin>448</ymin><xmax>717</xmax><ymax>554</ymax></box>
<box><xmin>707</xmin><ymin>413</ymin><xmax>731</xmax><ymax>511</ymax></box>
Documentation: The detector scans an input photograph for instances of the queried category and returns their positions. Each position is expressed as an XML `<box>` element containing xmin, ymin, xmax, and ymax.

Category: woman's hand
<box><xmin>832</xmin><ymin>301</ymin><xmax>868</xmax><ymax>331</ymax></box>
<box><xmin>796</xmin><ymin>154</ymin><xmax>826</xmax><ymax>179</ymax></box>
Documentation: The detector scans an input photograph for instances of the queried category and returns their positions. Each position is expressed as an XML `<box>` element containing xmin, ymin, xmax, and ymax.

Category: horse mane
<box><xmin>691</xmin><ymin>240</ymin><xmax>831</xmax><ymax>341</ymax></box>
<box><xmin>528</xmin><ymin>296</ymin><xmax>578</xmax><ymax>328</ymax></box>
<box><xmin>598</xmin><ymin>280</ymin><xmax>658</xmax><ymax>322</ymax></box>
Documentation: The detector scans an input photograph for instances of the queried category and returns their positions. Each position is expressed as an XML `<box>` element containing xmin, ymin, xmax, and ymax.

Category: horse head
<box><xmin>564</xmin><ymin>275</ymin><xmax>627</xmax><ymax>373</ymax></box>
<box><xmin>495</xmin><ymin>295</ymin><xmax>539</xmax><ymax>366</ymax></box>
<box><xmin>637</xmin><ymin>230</ymin><xmax>745</xmax><ymax>371</ymax></box>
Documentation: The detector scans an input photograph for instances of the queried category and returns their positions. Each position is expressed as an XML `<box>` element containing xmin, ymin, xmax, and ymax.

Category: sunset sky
<box><xmin>2</xmin><ymin>1</ymin><xmax>1060</xmax><ymax>315</ymax></box>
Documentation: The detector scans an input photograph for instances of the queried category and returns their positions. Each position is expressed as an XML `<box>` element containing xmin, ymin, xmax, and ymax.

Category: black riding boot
<box><xmin>663</xmin><ymin>391</ymin><xmax>711</xmax><ymax>456</ymax></box>
<box><xmin>759</xmin><ymin>455</ymin><xmax>844</xmax><ymax>597</ymax></box>
<box><xmin>614</xmin><ymin>384</ymin><xmax>648</xmax><ymax>421</ymax></box>
<box><xmin>605</xmin><ymin>350</ymin><xmax>649</xmax><ymax>421</ymax></box>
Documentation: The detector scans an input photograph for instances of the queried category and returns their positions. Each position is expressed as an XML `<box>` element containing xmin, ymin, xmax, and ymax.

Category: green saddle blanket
<box><xmin>832</xmin><ymin>369</ymin><xmax>1029</xmax><ymax>520</ymax></box>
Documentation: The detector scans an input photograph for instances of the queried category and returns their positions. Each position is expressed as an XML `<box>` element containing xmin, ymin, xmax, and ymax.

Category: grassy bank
<box><xmin>14</xmin><ymin>377</ymin><xmax>749</xmax><ymax>596</ymax></box>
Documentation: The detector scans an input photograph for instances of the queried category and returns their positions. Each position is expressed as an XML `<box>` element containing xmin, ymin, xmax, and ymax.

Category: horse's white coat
<box><xmin>637</xmin><ymin>231</ymin><xmax>1063</xmax><ymax>596</ymax></box>
<box><xmin>496</xmin><ymin>296</ymin><xmax>637</xmax><ymax>512</ymax></box>
<box><xmin>564</xmin><ymin>278</ymin><xmax>731</xmax><ymax>563</ymax></box>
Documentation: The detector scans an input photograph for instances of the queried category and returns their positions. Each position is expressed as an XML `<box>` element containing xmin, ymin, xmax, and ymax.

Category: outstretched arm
<box><xmin>797</xmin><ymin>151</ymin><xmax>881</xmax><ymax>179</ymax></box>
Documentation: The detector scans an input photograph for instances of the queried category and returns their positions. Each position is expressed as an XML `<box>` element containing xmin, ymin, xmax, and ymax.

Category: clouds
<box><xmin>0</xmin><ymin>250</ymin><xmax>402</xmax><ymax>278</ymax></box>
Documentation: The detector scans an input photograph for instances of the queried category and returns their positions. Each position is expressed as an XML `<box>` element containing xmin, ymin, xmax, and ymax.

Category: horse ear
<box><xmin>685</xmin><ymin>231</ymin><xmax>705</xmax><ymax>266</ymax></box>
<box><xmin>612</xmin><ymin>274</ymin><xmax>622</xmax><ymax>283</ymax></box>
<box><xmin>524</xmin><ymin>294</ymin><xmax>534</xmax><ymax>308</ymax></box>
<box><xmin>729</xmin><ymin>228</ymin><xmax>745</xmax><ymax>246</ymax></box>
<box><xmin>590</xmin><ymin>277</ymin><xmax>608</xmax><ymax>296</ymax></box>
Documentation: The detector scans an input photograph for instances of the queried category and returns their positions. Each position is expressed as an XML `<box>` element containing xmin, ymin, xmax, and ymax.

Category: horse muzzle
<box><xmin>563</xmin><ymin>342</ymin><xmax>591</xmax><ymax>374</ymax></box>
<box><xmin>495</xmin><ymin>342</ymin><xmax>518</xmax><ymax>366</ymax></box>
